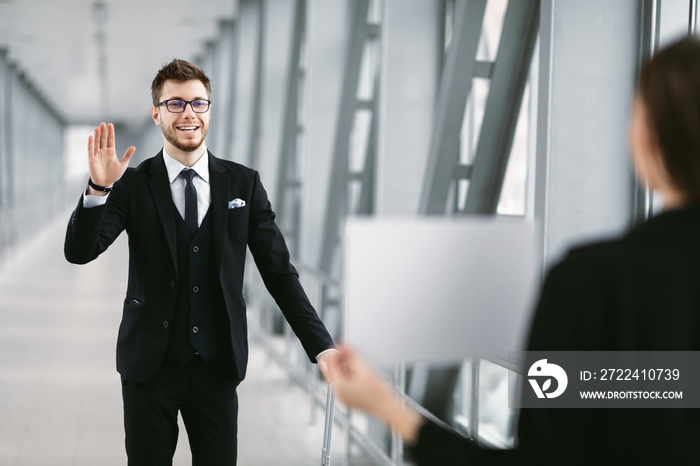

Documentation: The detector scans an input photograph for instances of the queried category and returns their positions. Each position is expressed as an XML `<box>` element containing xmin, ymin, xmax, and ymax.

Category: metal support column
<box><xmin>534</xmin><ymin>0</ymin><xmax>641</xmax><ymax>269</ymax></box>
<box><xmin>318</xmin><ymin>0</ymin><xmax>375</xmax><ymax>275</ymax></box>
<box><xmin>274</xmin><ymin>0</ymin><xmax>307</xmax><ymax>258</ymax></box>
<box><xmin>220</xmin><ymin>19</ymin><xmax>240</xmax><ymax>161</ymax></box>
<box><xmin>463</xmin><ymin>0</ymin><xmax>539</xmax><ymax>213</ymax></box>
<box><xmin>632</xmin><ymin>0</ymin><xmax>661</xmax><ymax>225</ymax></box>
<box><xmin>0</xmin><ymin>50</ymin><xmax>11</xmax><ymax>255</ymax></box>
<box><xmin>377</xmin><ymin>0</ymin><xmax>441</xmax><ymax>216</ymax></box>
<box><xmin>0</xmin><ymin>51</ymin><xmax>8</xmax><ymax>202</ymax></box>
<box><xmin>201</xmin><ymin>40</ymin><xmax>221</xmax><ymax>155</ymax></box>
<box><xmin>246</xmin><ymin>0</ymin><xmax>266</xmax><ymax>170</ymax></box>
<box><xmin>690</xmin><ymin>0</ymin><xmax>698</xmax><ymax>34</ymax></box>
<box><xmin>1</xmin><ymin>59</ymin><xmax>16</xmax><ymax>255</ymax></box>
<box><xmin>419</xmin><ymin>0</ymin><xmax>486</xmax><ymax>215</ymax></box>
<box><xmin>210</xmin><ymin>21</ymin><xmax>237</xmax><ymax>160</ymax></box>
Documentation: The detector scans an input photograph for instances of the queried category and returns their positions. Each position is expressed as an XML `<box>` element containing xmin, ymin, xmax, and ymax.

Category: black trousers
<box><xmin>121</xmin><ymin>355</ymin><xmax>240</xmax><ymax>466</ymax></box>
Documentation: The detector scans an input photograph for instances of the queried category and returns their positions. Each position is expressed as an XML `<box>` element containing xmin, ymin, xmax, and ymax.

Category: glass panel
<box><xmin>476</xmin><ymin>0</ymin><xmax>509</xmax><ymax>62</ymax></box>
<box><xmin>460</xmin><ymin>78</ymin><xmax>490</xmax><ymax>163</ymax></box>
<box><xmin>63</xmin><ymin>125</ymin><xmax>92</xmax><ymax>182</ymax></box>
<box><xmin>496</xmin><ymin>83</ymin><xmax>530</xmax><ymax>216</ymax></box>
<box><xmin>456</xmin><ymin>178</ymin><xmax>470</xmax><ymax>213</ymax></box>
<box><xmin>349</xmin><ymin>109</ymin><xmax>373</xmax><ymax>173</ymax></box>
<box><xmin>443</xmin><ymin>0</ymin><xmax>456</xmax><ymax>54</ymax></box>
<box><xmin>357</xmin><ymin>39</ymin><xmax>380</xmax><ymax>101</ymax></box>
<box><xmin>477</xmin><ymin>359</ymin><xmax>515</xmax><ymax>448</ymax></box>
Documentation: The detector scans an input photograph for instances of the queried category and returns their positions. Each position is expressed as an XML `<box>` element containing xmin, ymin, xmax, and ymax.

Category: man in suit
<box><xmin>64</xmin><ymin>59</ymin><xmax>337</xmax><ymax>465</ymax></box>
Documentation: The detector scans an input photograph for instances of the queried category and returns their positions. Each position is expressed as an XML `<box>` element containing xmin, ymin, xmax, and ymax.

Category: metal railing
<box><xmin>244</xmin><ymin>258</ymin><xmax>517</xmax><ymax>464</ymax></box>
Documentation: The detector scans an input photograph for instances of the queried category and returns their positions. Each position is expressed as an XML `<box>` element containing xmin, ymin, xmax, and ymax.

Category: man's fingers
<box><xmin>121</xmin><ymin>146</ymin><xmax>136</xmax><ymax>166</ymax></box>
<box><xmin>87</xmin><ymin>135</ymin><xmax>94</xmax><ymax>157</ymax></box>
<box><xmin>99</xmin><ymin>122</ymin><xmax>108</xmax><ymax>148</ymax></box>
<box><xmin>107</xmin><ymin>122</ymin><xmax>116</xmax><ymax>148</ymax></box>
<box><xmin>93</xmin><ymin>125</ymin><xmax>101</xmax><ymax>150</ymax></box>
<box><xmin>317</xmin><ymin>353</ymin><xmax>335</xmax><ymax>383</ymax></box>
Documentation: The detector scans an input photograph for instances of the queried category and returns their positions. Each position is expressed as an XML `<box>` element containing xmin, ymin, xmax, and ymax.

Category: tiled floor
<box><xmin>0</xmin><ymin>215</ymin><xmax>370</xmax><ymax>466</ymax></box>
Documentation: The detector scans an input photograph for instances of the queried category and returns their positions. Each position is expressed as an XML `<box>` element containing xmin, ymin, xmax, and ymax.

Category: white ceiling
<box><xmin>0</xmin><ymin>0</ymin><xmax>237</xmax><ymax>130</ymax></box>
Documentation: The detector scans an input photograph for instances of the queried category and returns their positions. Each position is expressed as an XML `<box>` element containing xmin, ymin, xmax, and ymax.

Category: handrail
<box><xmin>248</xmin><ymin>261</ymin><xmax>518</xmax><ymax>459</ymax></box>
<box><xmin>295</xmin><ymin>262</ymin><xmax>342</xmax><ymax>289</ymax></box>
<box><xmin>249</xmin><ymin>320</ymin><xmax>394</xmax><ymax>466</ymax></box>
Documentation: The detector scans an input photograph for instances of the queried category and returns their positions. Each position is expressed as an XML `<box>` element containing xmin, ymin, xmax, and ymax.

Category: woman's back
<box><xmin>519</xmin><ymin>205</ymin><xmax>700</xmax><ymax>464</ymax></box>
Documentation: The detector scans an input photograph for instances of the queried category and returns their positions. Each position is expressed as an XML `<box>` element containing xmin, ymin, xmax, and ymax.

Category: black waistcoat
<box><xmin>166</xmin><ymin>208</ymin><xmax>229</xmax><ymax>365</ymax></box>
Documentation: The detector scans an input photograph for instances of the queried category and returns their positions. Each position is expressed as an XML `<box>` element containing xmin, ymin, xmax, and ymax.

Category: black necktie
<box><xmin>181</xmin><ymin>169</ymin><xmax>198</xmax><ymax>232</ymax></box>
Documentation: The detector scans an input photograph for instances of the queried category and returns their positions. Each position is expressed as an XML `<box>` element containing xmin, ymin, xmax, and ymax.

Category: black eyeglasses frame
<box><xmin>155</xmin><ymin>98</ymin><xmax>211</xmax><ymax>113</ymax></box>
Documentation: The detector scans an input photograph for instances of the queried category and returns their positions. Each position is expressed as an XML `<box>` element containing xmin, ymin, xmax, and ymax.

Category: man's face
<box><xmin>151</xmin><ymin>79</ymin><xmax>210</xmax><ymax>154</ymax></box>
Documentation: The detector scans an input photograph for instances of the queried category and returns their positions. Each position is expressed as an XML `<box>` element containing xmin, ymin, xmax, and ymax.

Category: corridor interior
<box><xmin>0</xmin><ymin>214</ymin><xmax>366</xmax><ymax>466</ymax></box>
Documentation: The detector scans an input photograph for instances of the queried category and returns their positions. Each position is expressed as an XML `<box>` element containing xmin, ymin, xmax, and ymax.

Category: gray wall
<box><xmin>0</xmin><ymin>51</ymin><xmax>67</xmax><ymax>262</ymax></box>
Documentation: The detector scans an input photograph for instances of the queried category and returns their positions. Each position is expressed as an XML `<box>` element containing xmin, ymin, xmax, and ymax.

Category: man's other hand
<box><xmin>317</xmin><ymin>349</ymin><xmax>340</xmax><ymax>383</ymax></box>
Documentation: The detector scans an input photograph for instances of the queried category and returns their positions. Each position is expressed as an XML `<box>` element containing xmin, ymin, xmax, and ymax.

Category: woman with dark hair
<box><xmin>329</xmin><ymin>36</ymin><xmax>700</xmax><ymax>465</ymax></box>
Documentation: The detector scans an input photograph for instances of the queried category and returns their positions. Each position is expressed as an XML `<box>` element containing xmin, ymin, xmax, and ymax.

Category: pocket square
<box><xmin>228</xmin><ymin>198</ymin><xmax>246</xmax><ymax>209</ymax></box>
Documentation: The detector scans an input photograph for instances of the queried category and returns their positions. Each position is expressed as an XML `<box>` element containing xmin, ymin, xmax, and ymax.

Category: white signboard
<box><xmin>344</xmin><ymin>218</ymin><xmax>538</xmax><ymax>365</ymax></box>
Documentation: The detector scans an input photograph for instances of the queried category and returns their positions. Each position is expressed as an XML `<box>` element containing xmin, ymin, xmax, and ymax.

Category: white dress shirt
<box><xmin>161</xmin><ymin>147</ymin><xmax>211</xmax><ymax>227</ymax></box>
<box><xmin>84</xmin><ymin>147</ymin><xmax>211</xmax><ymax>228</ymax></box>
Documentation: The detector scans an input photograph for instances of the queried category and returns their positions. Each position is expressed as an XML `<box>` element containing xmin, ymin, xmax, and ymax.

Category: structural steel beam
<box><xmin>356</xmin><ymin>112</ymin><xmax>376</xmax><ymax>215</ymax></box>
<box><xmin>690</xmin><ymin>0</ymin><xmax>698</xmax><ymax>34</ymax></box>
<box><xmin>0</xmin><ymin>54</ymin><xmax>13</xmax><ymax>211</ymax></box>
<box><xmin>464</xmin><ymin>0</ymin><xmax>539</xmax><ymax>214</ymax></box>
<box><xmin>318</xmin><ymin>0</ymin><xmax>371</xmax><ymax>274</ymax></box>
<box><xmin>0</xmin><ymin>51</ymin><xmax>8</xmax><ymax>210</ymax></box>
<box><xmin>419</xmin><ymin>0</ymin><xmax>487</xmax><ymax>215</ymax></box>
<box><xmin>273</xmin><ymin>0</ymin><xmax>307</xmax><ymax>257</ymax></box>
<box><xmin>632</xmin><ymin>0</ymin><xmax>661</xmax><ymax>225</ymax></box>
<box><xmin>246</xmin><ymin>0</ymin><xmax>266</xmax><ymax>170</ymax></box>
<box><xmin>221</xmin><ymin>19</ymin><xmax>240</xmax><ymax>161</ymax></box>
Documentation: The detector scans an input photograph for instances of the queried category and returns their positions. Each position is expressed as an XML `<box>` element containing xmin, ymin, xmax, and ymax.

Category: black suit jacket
<box><xmin>414</xmin><ymin>206</ymin><xmax>700</xmax><ymax>465</ymax></box>
<box><xmin>65</xmin><ymin>151</ymin><xmax>334</xmax><ymax>382</ymax></box>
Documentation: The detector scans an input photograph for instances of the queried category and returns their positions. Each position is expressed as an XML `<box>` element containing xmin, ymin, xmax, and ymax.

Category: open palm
<box><xmin>88</xmin><ymin>122</ymin><xmax>135</xmax><ymax>187</ymax></box>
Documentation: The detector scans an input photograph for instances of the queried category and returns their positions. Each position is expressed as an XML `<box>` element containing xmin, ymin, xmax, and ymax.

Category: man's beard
<box><xmin>162</xmin><ymin>124</ymin><xmax>208</xmax><ymax>153</ymax></box>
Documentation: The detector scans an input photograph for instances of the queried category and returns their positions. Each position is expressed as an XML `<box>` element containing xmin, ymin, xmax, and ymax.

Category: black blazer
<box><xmin>414</xmin><ymin>206</ymin><xmax>700</xmax><ymax>465</ymax></box>
<box><xmin>65</xmin><ymin>151</ymin><xmax>334</xmax><ymax>382</ymax></box>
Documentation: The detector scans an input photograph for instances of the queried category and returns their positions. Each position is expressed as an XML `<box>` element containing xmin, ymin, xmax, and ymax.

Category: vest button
<box><xmin>192</xmin><ymin>326</ymin><xmax>199</xmax><ymax>334</ymax></box>
<box><xmin>192</xmin><ymin>286</ymin><xmax>199</xmax><ymax>293</ymax></box>
<box><xmin>163</xmin><ymin>321</ymin><xmax>169</xmax><ymax>329</ymax></box>
<box><xmin>169</xmin><ymin>281</ymin><xmax>176</xmax><ymax>288</ymax></box>
<box><xmin>192</xmin><ymin>245</ymin><xmax>200</xmax><ymax>253</ymax></box>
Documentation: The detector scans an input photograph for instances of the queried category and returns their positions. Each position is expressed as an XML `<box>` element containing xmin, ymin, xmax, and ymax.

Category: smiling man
<box><xmin>64</xmin><ymin>59</ymin><xmax>337</xmax><ymax>466</ymax></box>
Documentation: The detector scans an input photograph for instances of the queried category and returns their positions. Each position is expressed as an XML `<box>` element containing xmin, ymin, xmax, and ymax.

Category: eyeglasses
<box><xmin>156</xmin><ymin>99</ymin><xmax>211</xmax><ymax>113</ymax></box>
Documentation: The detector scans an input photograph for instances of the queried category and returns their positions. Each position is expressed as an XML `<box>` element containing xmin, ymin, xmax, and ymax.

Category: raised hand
<box><xmin>87</xmin><ymin>122</ymin><xmax>135</xmax><ymax>193</ymax></box>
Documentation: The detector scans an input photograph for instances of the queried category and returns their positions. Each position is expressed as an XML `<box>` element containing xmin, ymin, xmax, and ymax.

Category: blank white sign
<box><xmin>344</xmin><ymin>218</ymin><xmax>538</xmax><ymax>365</ymax></box>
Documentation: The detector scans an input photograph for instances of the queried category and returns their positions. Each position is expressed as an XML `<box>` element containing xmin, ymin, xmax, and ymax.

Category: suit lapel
<box><xmin>148</xmin><ymin>151</ymin><xmax>178</xmax><ymax>270</ymax></box>
<box><xmin>209</xmin><ymin>152</ymin><xmax>229</xmax><ymax>271</ymax></box>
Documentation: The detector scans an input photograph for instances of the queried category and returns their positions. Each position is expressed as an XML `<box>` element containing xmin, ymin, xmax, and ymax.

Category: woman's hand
<box><xmin>329</xmin><ymin>345</ymin><xmax>424</xmax><ymax>444</ymax></box>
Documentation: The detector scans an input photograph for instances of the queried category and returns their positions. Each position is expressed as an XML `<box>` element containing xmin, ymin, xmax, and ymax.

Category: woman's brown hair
<box><xmin>639</xmin><ymin>36</ymin><xmax>700</xmax><ymax>203</ymax></box>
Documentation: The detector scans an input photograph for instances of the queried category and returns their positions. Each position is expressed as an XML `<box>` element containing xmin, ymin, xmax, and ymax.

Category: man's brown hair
<box><xmin>151</xmin><ymin>59</ymin><xmax>211</xmax><ymax>105</ymax></box>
